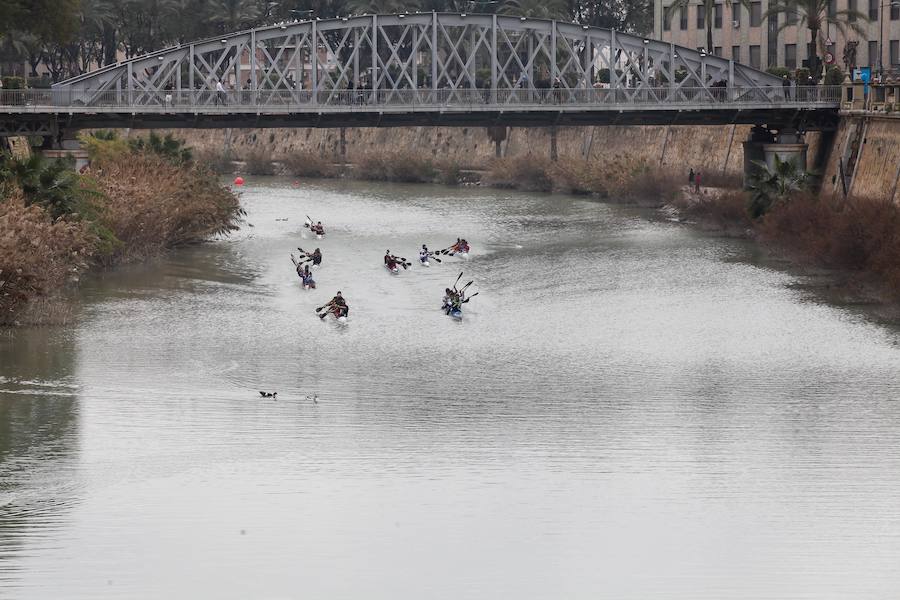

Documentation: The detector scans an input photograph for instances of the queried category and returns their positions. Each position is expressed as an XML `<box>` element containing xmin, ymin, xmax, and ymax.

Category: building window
<box><xmin>828</xmin><ymin>0</ymin><xmax>836</xmax><ymax>17</ymax></box>
<box><xmin>714</xmin><ymin>46</ymin><xmax>723</xmax><ymax>56</ymax></box>
<box><xmin>732</xmin><ymin>2</ymin><xmax>741</xmax><ymax>26</ymax></box>
<box><xmin>663</xmin><ymin>6</ymin><xmax>671</xmax><ymax>30</ymax></box>
<box><xmin>892</xmin><ymin>2</ymin><xmax>899</xmax><ymax>18</ymax></box>
<box><xmin>714</xmin><ymin>3</ymin><xmax>723</xmax><ymax>27</ymax></box>
<box><xmin>869</xmin><ymin>40</ymin><xmax>878</xmax><ymax>65</ymax></box>
<box><xmin>750</xmin><ymin>44</ymin><xmax>761</xmax><ymax>68</ymax></box>
<box><xmin>697</xmin><ymin>5</ymin><xmax>706</xmax><ymax>28</ymax></box>
<box><xmin>750</xmin><ymin>2</ymin><xmax>762</xmax><ymax>26</ymax></box>
<box><xmin>848</xmin><ymin>0</ymin><xmax>857</xmax><ymax>21</ymax></box>
<box><xmin>786</xmin><ymin>8</ymin><xmax>798</xmax><ymax>24</ymax></box>
<box><xmin>767</xmin><ymin>13</ymin><xmax>778</xmax><ymax>67</ymax></box>
<box><xmin>680</xmin><ymin>6</ymin><xmax>688</xmax><ymax>29</ymax></box>
<box><xmin>785</xmin><ymin>44</ymin><xmax>797</xmax><ymax>68</ymax></box>
<box><xmin>891</xmin><ymin>40</ymin><xmax>900</xmax><ymax>65</ymax></box>
<box><xmin>868</xmin><ymin>0</ymin><xmax>878</xmax><ymax>19</ymax></box>
<box><xmin>732</xmin><ymin>45</ymin><xmax>741</xmax><ymax>62</ymax></box>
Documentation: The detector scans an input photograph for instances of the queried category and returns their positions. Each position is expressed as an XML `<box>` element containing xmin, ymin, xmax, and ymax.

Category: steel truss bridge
<box><xmin>0</xmin><ymin>13</ymin><xmax>840</xmax><ymax>136</ymax></box>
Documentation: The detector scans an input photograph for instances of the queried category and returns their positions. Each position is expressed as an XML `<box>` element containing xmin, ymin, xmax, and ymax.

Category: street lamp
<box><xmin>879</xmin><ymin>0</ymin><xmax>900</xmax><ymax>74</ymax></box>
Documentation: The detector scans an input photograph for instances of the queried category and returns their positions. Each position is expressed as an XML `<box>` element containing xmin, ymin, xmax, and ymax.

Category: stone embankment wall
<box><xmin>154</xmin><ymin>116</ymin><xmax>900</xmax><ymax>200</ymax></box>
<box><xmin>166</xmin><ymin>124</ymin><xmax>763</xmax><ymax>176</ymax></box>
<box><xmin>821</xmin><ymin>115</ymin><xmax>900</xmax><ymax>202</ymax></box>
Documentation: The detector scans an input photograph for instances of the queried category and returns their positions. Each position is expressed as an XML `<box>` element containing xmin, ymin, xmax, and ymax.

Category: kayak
<box><xmin>316</xmin><ymin>233</ymin><xmax>324</xmax><ymax>239</ymax></box>
<box><xmin>448</xmin><ymin>307</ymin><xmax>463</xmax><ymax>320</ymax></box>
<box><xmin>385</xmin><ymin>263</ymin><xmax>400</xmax><ymax>274</ymax></box>
<box><xmin>420</xmin><ymin>259</ymin><xmax>430</xmax><ymax>267</ymax></box>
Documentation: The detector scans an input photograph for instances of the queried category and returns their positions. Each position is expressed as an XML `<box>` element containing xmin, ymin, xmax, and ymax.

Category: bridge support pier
<box><xmin>742</xmin><ymin>126</ymin><xmax>775</xmax><ymax>188</ymax></box>
<box><xmin>40</xmin><ymin>128</ymin><xmax>90</xmax><ymax>172</ymax></box>
<box><xmin>743</xmin><ymin>125</ymin><xmax>809</xmax><ymax>188</ymax></box>
<box><xmin>762</xmin><ymin>128</ymin><xmax>808</xmax><ymax>173</ymax></box>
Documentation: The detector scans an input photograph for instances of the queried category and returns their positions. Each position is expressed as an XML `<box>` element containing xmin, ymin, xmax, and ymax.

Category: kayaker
<box><xmin>313</xmin><ymin>221</ymin><xmax>325</xmax><ymax>235</ymax></box>
<box><xmin>311</xmin><ymin>248</ymin><xmax>322</xmax><ymax>266</ymax></box>
<box><xmin>302</xmin><ymin>265</ymin><xmax>316</xmax><ymax>288</ymax></box>
<box><xmin>420</xmin><ymin>245</ymin><xmax>431</xmax><ymax>263</ymax></box>
<box><xmin>328</xmin><ymin>291</ymin><xmax>348</xmax><ymax>317</ymax></box>
<box><xmin>442</xmin><ymin>287</ymin><xmax>453</xmax><ymax>310</ymax></box>
<box><xmin>384</xmin><ymin>250</ymin><xmax>398</xmax><ymax>269</ymax></box>
<box><xmin>459</xmin><ymin>239</ymin><xmax>470</xmax><ymax>253</ymax></box>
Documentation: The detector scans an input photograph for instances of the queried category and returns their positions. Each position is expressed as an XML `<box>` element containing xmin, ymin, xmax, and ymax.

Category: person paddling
<box><xmin>313</xmin><ymin>221</ymin><xmax>325</xmax><ymax>235</ymax></box>
<box><xmin>310</xmin><ymin>248</ymin><xmax>322</xmax><ymax>266</ymax></box>
<box><xmin>384</xmin><ymin>250</ymin><xmax>399</xmax><ymax>270</ymax></box>
<box><xmin>302</xmin><ymin>265</ymin><xmax>316</xmax><ymax>289</ymax></box>
<box><xmin>420</xmin><ymin>244</ymin><xmax>431</xmax><ymax>264</ymax></box>
<box><xmin>320</xmin><ymin>291</ymin><xmax>348</xmax><ymax>319</ymax></box>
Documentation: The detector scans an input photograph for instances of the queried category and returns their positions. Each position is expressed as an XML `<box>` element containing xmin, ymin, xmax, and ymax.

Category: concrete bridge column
<box><xmin>762</xmin><ymin>128</ymin><xmax>808</xmax><ymax>173</ymax></box>
<box><xmin>742</xmin><ymin>125</ymin><xmax>775</xmax><ymax>188</ymax></box>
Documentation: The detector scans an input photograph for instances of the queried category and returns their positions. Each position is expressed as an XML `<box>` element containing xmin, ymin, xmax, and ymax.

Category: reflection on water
<box><xmin>0</xmin><ymin>327</ymin><xmax>80</xmax><ymax>586</ymax></box>
<box><xmin>1</xmin><ymin>177</ymin><xmax>899</xmax><ymax>599</ymax></box>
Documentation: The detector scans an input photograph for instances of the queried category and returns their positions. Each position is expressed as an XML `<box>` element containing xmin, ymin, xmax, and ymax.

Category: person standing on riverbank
<box><xmin>688</xmin><ymin>168</ymin><xmax>695</xmax><ymax>185</ymax></box>
<box><xmin>694</xmin><ymin>171</ymin><xmax>702</xmax><ymax>193</ymax></box>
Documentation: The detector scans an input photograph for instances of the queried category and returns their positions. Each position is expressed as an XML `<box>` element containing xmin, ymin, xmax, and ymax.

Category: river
<box><xmin>1</xmin><ymin>178</ymin><xmax>899</xmax><ymax>599</ymax></box>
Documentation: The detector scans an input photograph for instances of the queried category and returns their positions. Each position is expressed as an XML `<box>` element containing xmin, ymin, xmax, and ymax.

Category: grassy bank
<box><xmin>1</xmin><ymin>133</ymin><xmax>241</xmax><ymax>326</ymax></box>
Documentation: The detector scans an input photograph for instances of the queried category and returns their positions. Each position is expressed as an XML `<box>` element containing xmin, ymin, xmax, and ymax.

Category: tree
<box><xmin>500</xmin><ymin>0</ymin><xmax>568</xmax><ymax>19</ymax></box>
<box><xmin>763</xmin><ymin>0</ymin><xmax>867</xmax><ymax>80</ymax></box>
<box><xmin>207</xmin><ymin>0</ymin><xmax>263</xmax><ymax>32</ymax></box>
<box><xmin>0</xmin><ymin>153</ymin><xmax>87</xmax><ymax>220</ymax></box>
<box><xmin>348</xmin><ymin>0</ymin><xmax>420</xmax><ymax>14</ymax></box>
<box><xmin>748</xmin><ymin>154</ymin><xmax>809</xmax><ymax>217</ymax></box>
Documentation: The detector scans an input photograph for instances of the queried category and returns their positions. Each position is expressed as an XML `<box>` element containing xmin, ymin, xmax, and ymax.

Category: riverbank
<box><xmin>0</xmin><ymin>134</ymin><xmax>241</xmax><ymax>326</ymax></box>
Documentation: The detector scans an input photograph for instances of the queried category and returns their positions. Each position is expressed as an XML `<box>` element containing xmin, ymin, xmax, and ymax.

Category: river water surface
<box><xmin>2</xmin><ymin>178</ymin><xmax>900</xmax><ymax>599</ymax></box>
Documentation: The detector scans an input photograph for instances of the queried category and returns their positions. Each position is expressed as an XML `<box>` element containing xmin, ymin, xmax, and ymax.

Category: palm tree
<box><xmin>664</xmin><ymin>0</ymin><xmax>753</xmax><ymax>54</ymax></box>
<box><xmin>764</xmin><ymin>0</ymin><xmax>867</xmax><ymax>79</ymax></box>
<box><xmin>207</xmin><ymin>0</ymin><xmax>262</xmax><ymax>32</ymax></box>
<box><xmin>748</xmin><ymin>154</ymin><xmax>809</xmax><ymax>217</ymax></box>
<box><xmin>0</xmin><ymin>153</ymin><xmax>87</xmax><ymax>220</ymax></box>
<box><xmin>347</xmin><ymin>0</ymin><xmax>420</xmax><ymax>14</ymax></box>
<box><xmin>500</xmin><ymin>0</ymin><xmax>568</xmax><ymax>20</ymax></box>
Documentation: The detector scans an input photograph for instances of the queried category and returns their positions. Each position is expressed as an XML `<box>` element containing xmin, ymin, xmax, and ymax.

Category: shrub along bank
<box><xmin>1</xmin><ymin>133</ymin><xmax>241</xmax><ymax>325</ymax></box>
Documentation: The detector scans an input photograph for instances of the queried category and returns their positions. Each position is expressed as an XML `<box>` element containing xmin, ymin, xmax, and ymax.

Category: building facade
<box><xmin>653</xmin><ymin>0</ymin><xmax>900</xmax><ymax>75</ymax></box>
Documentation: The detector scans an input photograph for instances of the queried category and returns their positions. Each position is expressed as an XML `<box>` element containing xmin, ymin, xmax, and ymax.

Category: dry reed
<box><xmin>0</xmin><ymin>192</ymin><xmax>94</xmax><ymax>324</ymax></box>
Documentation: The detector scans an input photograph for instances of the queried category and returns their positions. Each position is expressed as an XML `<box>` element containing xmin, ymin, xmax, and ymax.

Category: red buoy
<box><xmin>234</xmin><ymin>176</ymin><xmax>245</xmax><ymax>186</ymax></box>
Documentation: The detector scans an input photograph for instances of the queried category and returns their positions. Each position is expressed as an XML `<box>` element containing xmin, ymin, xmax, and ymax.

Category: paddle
<box><xmin>429</xmin><ymin>255</ymin><xmax>442</xmax><ymax>263</ymax></box>
<box><xmin>462</xmin><ymin>292</ymin><xmax>479</xmax><ymax>303</ymax></box>
<box><xmin>457</xmin><ymin>280</ymin><xmax>473</xmax><ymax>293</ymax></box>
<box><xmin>453</xmin><ymin>272</ymin><xmax>463</xmax><ymax>289</ymax></box>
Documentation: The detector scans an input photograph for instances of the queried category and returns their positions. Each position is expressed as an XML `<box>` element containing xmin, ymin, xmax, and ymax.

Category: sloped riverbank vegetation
<box><xmin>1</xmin><ymin>133</ymin><xmax>241</xmax><ymax>325</ymax></box>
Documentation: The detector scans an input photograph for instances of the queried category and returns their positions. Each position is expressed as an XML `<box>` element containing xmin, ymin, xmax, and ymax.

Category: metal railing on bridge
<box><xmin>0</xmin><ymin>86</ymin><xmax>842</xmax><ymax>114</ymax></box>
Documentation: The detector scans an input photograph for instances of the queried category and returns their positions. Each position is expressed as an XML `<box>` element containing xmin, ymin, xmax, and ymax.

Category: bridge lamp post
<box><xmin>879</xmin><ymin>1</ymin><xmax>900</xmax><ymax>74</ymax></box>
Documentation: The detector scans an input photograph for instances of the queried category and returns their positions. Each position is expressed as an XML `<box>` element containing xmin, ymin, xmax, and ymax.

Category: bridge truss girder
<box><xmin>53</xmin><ymin>13</ymin><xmax>782</xmax><ymax>106</ymax></box>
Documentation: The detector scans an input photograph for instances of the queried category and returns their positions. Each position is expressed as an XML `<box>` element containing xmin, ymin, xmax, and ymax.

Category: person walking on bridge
<box><xmin>782</xmin><ymin>75</ymin><xmax>791</xmax><ymax>100</ymax></box>
<box><xmin>215</xmin><ymin>79</ymin><xmax>227</xmax><ymax>106</ymax></box>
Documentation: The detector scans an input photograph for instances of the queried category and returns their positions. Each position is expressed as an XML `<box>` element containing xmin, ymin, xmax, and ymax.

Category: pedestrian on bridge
<box><xmin>215</xmin><ymin>79</ymin><xmax>227</xmax><ymax>106</ymax></box>
<box><xmin>782</xmin><ymin>75</ymin><xmax>791</xmax><ymax>100</ymax></box>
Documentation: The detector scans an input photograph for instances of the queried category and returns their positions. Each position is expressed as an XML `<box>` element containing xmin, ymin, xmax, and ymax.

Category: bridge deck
<box><xmin>1</xmin><ymin>87</ymin><xmax>841</xmax><ymax>132</ymax></box>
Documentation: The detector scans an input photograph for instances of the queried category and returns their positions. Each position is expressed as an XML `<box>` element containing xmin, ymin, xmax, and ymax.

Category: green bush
<box><xmin>794</xmin><ymin>67</ymin><xmax>811</xmax><ymax>83</ymax></box>
<box><xmin>824</xmin><ymin>66</ymin><xmax>845</xmax><ymax>85</ymax></box>
<box><xmin>1</xmin><ymin>76</ymin><xmax>27</xmax><ymax>90</ymax></box>
<box><xmin>767</xmin><ymin>66</ymin><xmax>791</xmax><ymax>79</ymax></box>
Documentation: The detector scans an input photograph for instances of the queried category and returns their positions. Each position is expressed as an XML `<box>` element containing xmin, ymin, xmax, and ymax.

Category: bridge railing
<box><xmin>0</xmin><ymin>86</ymin><xmax>842</xmax><ymax>111</ymax></box>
